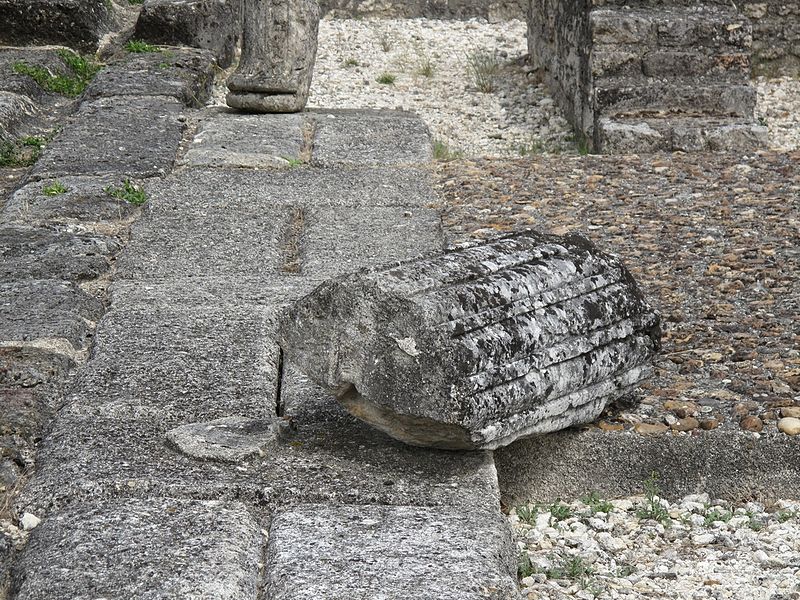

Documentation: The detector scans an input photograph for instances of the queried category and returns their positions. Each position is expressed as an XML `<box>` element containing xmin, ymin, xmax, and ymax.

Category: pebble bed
<box><xmin>307</xmin><ymin>17</ymin><xmax>800</xmax><ymax>156</ymax></box>
<box><xmin>512</xmin><ymin>493</ymin><xmax>800</xmax><ymax>600</ymax></box>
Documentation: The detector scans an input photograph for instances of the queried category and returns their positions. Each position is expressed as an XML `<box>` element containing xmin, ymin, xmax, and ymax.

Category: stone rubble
<box><xmin>512</xmin><ymin>493</ymin><xmax>800</xmax><ymax>599</ymax></box>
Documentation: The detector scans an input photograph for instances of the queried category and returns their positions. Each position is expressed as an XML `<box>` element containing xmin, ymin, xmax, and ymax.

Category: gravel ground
<box><xmin>512</xmin><ymin>493</ymin><xmax>800</xmax><ymax>599</ymax></box>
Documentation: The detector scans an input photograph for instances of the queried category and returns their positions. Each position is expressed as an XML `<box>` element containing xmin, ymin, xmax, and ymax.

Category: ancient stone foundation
<box><xmin>528</xmin><ymin>0</ymin><xmax>768</xmax><ymax>153</ymax></box>
<box><xmin>280</xmin><ymin>230</ymin><xmax>661</xmax><ymax>450</ymax></box>
<box><xmin>743</xmin><ymin>0</ymin><xmax>800</xmax><ymax>76</ymax></box>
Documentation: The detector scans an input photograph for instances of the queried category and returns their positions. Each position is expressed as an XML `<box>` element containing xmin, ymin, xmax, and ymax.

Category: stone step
<box><xmin>592</xmin><ymin>0</ymin><xmax>736</xmax><ymax>7</ymax></box>
<box><xmin>13</xmin><ymin>498</ymin><xmax>264</xmax><ymax>600</ymax></box>
<box><xmin>593</xmin><ymin>77</ymin><xmax>756</xmax><ymax>118</ymax></box>
<box><xmin>594</xmin><ymin>115</ymin><xmax>767</xmax><ymax>153</ymax></box>
<box><xmin>592</xmin><ymin>46</ymin><xmax>750</xmax><ymax>79</ymax></box>
<box><xmin>265</xmin><ymin>504</ymin><xmax>521</xmax><ymax>600</ymax></box>
<box><xmin>590</xmin><ymin>6</ymin><xmax>751</xmax><ymax>50</ymax></box>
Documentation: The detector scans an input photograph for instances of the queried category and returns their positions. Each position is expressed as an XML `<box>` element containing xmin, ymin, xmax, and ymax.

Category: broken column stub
<box><xmin>279</xmin><ymin>230</ymin><xmax>661</xmax><ymax>451</ymax></box>
<box><xmin>226</xmin><ymin>0</ymin><xmax>320</xmax><ymax>113</ymax></box>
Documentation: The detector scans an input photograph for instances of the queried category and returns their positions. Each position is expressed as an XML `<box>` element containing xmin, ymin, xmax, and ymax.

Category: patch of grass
<box><xmin>432</xmin><ymin>138</ymin><xmax>463</xmax><ymax>161</ymax></box>
<box><xmin>704</xmin><ymin>508</ymin><xmax>732</xmax><ymax>527</ymax></box>
<box><xmin>582</xmin><ymin>491</ymin><xmax>614</xmax><ymax>515</ymax></box>
<box><xmin>42</xmin><ymin>180</ymin><xmax>68</xmax><ymax>196</ymax></box>
<box><xmin>516</xmin><ymin>138</ymin><xmax>546</xmax><ymax>156</ymax></box>
<box><xmin>0</xmin><ymin>136</ymin><xmax>45</xmax><ymax>167</ymax></box>
<box><xmin>341</xmin><ymin>57</ymin><xmax>359</xmax><ymax>68</ymax></box>
<box><xmin>636</xmin><ymin>472</ymin><xmax>670</xmax><ymax>526</ymax></box>
<box><xmin>105</xmin><ymin>179</ymin><xmax>147</xmax><ymax>205</ymax></box>
<box><xmin>128</xmin><ymin>0</ymin><xmax>144</xmax><ymax>4</ymax></box>
<box><xmin>377</xmin><ymin>31</ymin><xmax>393</xmax><ymax>52</ymax></box>
<box><xmin>125</xmin><ymin>39</ymin><xmax>161</xmax><ymax>53</ymax></box>
<box><xmin>466</xmin><ymin>50</ymin><xmax>500</xmax><ymax>93</ymax></box>
<box><xmin>775</xmin><ymin>509</ymin><xmax>795</xmax><ymax>523</ymax></box>
<box><xmin>747</xmin><ymin>512</ymin><xmax>764</xmax><ymax>531</ymax></box>
<box><xmin>282</xmin><ymin>157</ymin><xmax>304</xmax><ymax>168</ymax></box>
<box><xmin>516</xmin><ymin>504</ymin><xmax>538</xmax><ymax>525</ymax></box>
<box><xmin>549</xmin><ymin>499</ymin><xmax>573</xmax><ymax>524</ymax></box>
<box><xmin>577</xmin><ymin>137</ymin><xmax>591</xmax><ymax>155</ymax></box>
<box><xmin>417</xmin><ymin>56</ymin><xmax>435</xmax><ymax>78</ymax></box>
<box><xmin>13</xmin><ymin>49</ymin><xmax>100</xmax><ymax>97</ymax></box>
<box><xmin>376</xmin><ymin>72</ymin><xmax>396</xmax><ymax>85</ymax></box>
<box><xmin>517</xmin><ymin>552</ymin><xmax>534</xmax><ymax>579</ymax></box>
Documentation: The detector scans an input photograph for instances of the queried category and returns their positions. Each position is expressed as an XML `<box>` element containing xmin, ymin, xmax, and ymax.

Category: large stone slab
<box><xmin>265</xmin><ymin>504</ymin><xmax>521</xmax><ymax>600</ymax></box>
<box><xmin>13</xmin><ymin>498</ymin><xmax>263</xmax><ymax>600</ymax></box>
<box><xmin>134</xmin><ymin>0</ymin><xmax>241</xmax><ymax>68</ymax></box>
<box><xmin>1</xmin><ymin>176</ymin><xmax>140</xmax><ymax>226</ymax></box>
<box><xmin>20</xmin><ymin>364</ymin><xmax>500</xmax><ymax>517</ymax></box>
<box><xmin>0</xmin><ymin>347</ymin><xmax>75</xmax><ymax>388</ymax></box>
<box><xmin>0</xmin><ymin>0</ymin><xmax>115</xmax><ymax>52</ymax></box>
<box><xmin>0</xmin><ymin>225</ymin><xmax>120</xmax><ymax>282</ymax></box>
<box><xmin>0</xmin><ymin>48</ymin><xmax>77</xmax><ymax>101</ymax></box>
<box><xmin>30</xmin><ymin>96</ymin><xmax>185</xmax><ymax>180</ymax></box>
<box><xmin>0</xmin><ymin>280</ymin><xmax>103</xmax><ymax>350</ymax></box>
<box><xmin>183</xmin><ymin>111</ymin><xmax>306</xmax><ymax>168</ymax></box>
<box><xmin>309</xmin><ymin>110</ymin><xmax>433</xmax><ymax>167</ymax></box>
<box><xmin>83</xmin><ymin>47</ymin><xmax>216</xmax><ymax>108</ymax></box>
<box><xmin>0</xmin><ymin>93</ymin><xmax>40</xmax><ymax>143</ymax></box>
<box><xmin>280</xmin><ymin>230</ymin><xmax>661</xmax><ymax>450</ymax></box>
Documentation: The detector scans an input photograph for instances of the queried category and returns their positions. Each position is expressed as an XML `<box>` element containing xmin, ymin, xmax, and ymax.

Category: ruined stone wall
<box><xmin>527</xmin><ymin>0</ymin><xmax>592</xmax><ymax>141</ymax></box>
<box><xmin>743</xmin><ymin>1</ymin><xmax>800</xmax><ymax>76</ymax></box>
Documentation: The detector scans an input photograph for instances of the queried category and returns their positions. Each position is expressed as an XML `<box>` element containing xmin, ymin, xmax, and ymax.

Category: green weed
<box><xmin>432</xmin><ymin>138</ymin><xmax>463</xmax><ymax>161</ymax></box>
<box><xmin>516</xmin><ymin>504</ymin><xmax>538</xmax><ymax>526</ymax></box>
<box><xmin>0</xmin><ymin>136</ymin><xmax>45</xmax><ymax>167</ymax></box>
<box><xmin>636</xmin><ymin>472</ymin><xmax>670</xmax><ymax>526</ymax></box>
<box><xmin>376</xmin><ymin>72</ymin><xmax>396</xmax><ymax>85</ymax></box>
<box><xmin>125</xmin><ymin>39</ymin><xmax>161</xmax><ymax>53</ymax></box>
<box><xmin>42</xmin><ymin>180</ymin><xmax>68</xmax><ymax>196</ymax></box>
<box><xmin>13</xmin><ymin>50</ymin><xmax>100</xmax><ymax>97</ymax></box>
<box><xmin>582</xmin><ymin>491</ymin><xmax>614</xmax><ymax>515</ymax></box>
<box><xmin>549</xmin><ymin>499</ymin><xmax>573</xmax><ymax>524</ymax></box>
<box><xmin>466</xmin><ymin>50</ymin><xmax>500</xmax><ymax>93</ymax></box>
<box><xmin>105</xmin><ymin>179</ymin><xmax>147</xmax><ymax>205</ymax></box>
<box><xmin>417</xmin><ymin>56</ymin><xmax>435</xmax><ymax>78</ymax></box>
<box><xmin>341</xmin><ymin>57</ymin><xmax>359</xmax><ymax>68</ymax></box>
<box><xmin>704</xmin><ymin>508</ymin><xmax>732</xmax><ymax>527</ymax></box>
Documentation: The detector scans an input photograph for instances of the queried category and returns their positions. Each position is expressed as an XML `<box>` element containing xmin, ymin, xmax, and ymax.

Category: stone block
<box><xmin>83</xmin><ymin>47</ymin><xmax>216</xmax><ymax>108</ymax></box>
<box><xmin>13</xmin><ymin>498</ymin><xmax>263</xmax><ymax>600</ymax></box>
<box><xmin>0</xmin><ymin>93</ymin><xmax>39</xmax><ymax>142</ymax></box>
<box><xmin>641</xmin><ymin>51</ymin><xmax>750</xmax><ymax>78</ymax></box>
<box><xmin>594</xmin><ymin>117</ymin><xmax>668</xmax><ymax>153</ymax></box>
<box><xmin>0</xmin><ymin>47</ymin><xmax>90</xmax><ymax>101</ymax></box>
<box><xmin>0</xmin><ymin>280</ymin><xmax>103</xmax><ymax>350</ymax></box>
<box><xmin>309</xmin><ymin>110</ymin><xmax>433</xmax><ymax>167</ymax></box>
<box><xmin>0</xmin><ymin>225</ymin><xmax>120</xmax><ymax>282</ymax></box>
<box><xmin>265</xmin><ymin>504</ymin><xmax>521</xmax><ymax>600</ymax></box>
<box><xmin>134</xmin><ymin>0</ymin><xmax>241</xmax><ymax>68</ymax></box>
<box><xmin>1</xmin><ymin>176</ymin><xmax>140</xmax><ymax>226</ymax></box>
<box><xmin>0</xmin><ymin>0</ymin><xmax>115</xmax><ymax>52</ymax></box>
<box><xmin>183</xmin><ymin>111</ymin><xmax>306</xmax><ymax>168</ymax></box>
<box><xmin>279</xmin><ymin>230</ymin><xmax>661</xmax><ymax>450</ymax></box>
<box><xmin>0</xmin><ymin>346</ymin><xmax>75</xmax><ymax>387</ymax></box>
<box><xmin>30</xmin><ymin>96</ymin><xmax>185</xmax><ymax>180</ymax></box>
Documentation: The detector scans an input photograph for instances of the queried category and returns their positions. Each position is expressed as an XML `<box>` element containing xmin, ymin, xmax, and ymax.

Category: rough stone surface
<box><xmin>309</xmin><ymin>109</ymin><xmax>433</xmax><ymax>166</ymax></box>
<box><xmin>1</xmin><ymin>176</ymin><xmax>140</xmax><ymax>226</ymax></box>
<box><xmin>166</xmin><ymin>416</ymin><xmax>275</xmax><ymax>463</ymax></box>
<box><xmin>0</xmin><ymin>280</ymin><xmax>103</xmax><ymax>350</ymax></box>
<box><xmin>497</xmin><ymin>427</ymin><xmax>800</xmax><ymax>503</ymax></box>
<box><xmin>319</xmin><ymin>0</ymin><xmax>525</xmax><ymax>19</ymax></box>
<box><xmin>0</xmin><ymin>225</ymin><xmax>120</xmax><ymax>282</ymax></box>
<box><xmin>227</xmin><ymin>0</ymin><xmax>320</xmax><ymax>113</ymax></box>
<box><xmin>134</xmin><ymin>0</ymin><xmax>241</xmax><ymax>68</ymax></box>
<box><xmin>0</xmin><ymin>0</ymin><xmax>115</xmax><ymax>52</ymax></box>
<box><xmin>30</xmin><ymin>96</ymin><xmax>185</xmax><ymax>180</ymax></box>
<box><xmin>0</xmin><ymin>347</ymin><xmax>75</xmax><ymax>388</ymax></box>
<box><xmin>744</xmin><ymin>0</ymin><xmax>800</xmax><ymax>76</ymax></box>
<box><xmin>279</xmin><ymin>230</ymin><xmax>661</xmax><ymax>450</ymax></box>
<box><xmin>84</xmin><ymin>47</ymin><xmax>216</xmax><ymax>108</ymax></box>
<box><xmin>265</xmin><ymin>504</ymin><xmax>521</xmax><ymax>600</ymax></box>
<box><xmin>12</xmin><ymin>498</ymin><xmax>263</xmax><ymax>600</ymax></box>
<box><xmin>0</xmin><ymin>531</ymin><xmax>11</xmax><ymax>600</ymax></box>
<box><xmin>183</xmin><ymin>111</ymin><xmax>306</xmax><ymax>168</ymax></box>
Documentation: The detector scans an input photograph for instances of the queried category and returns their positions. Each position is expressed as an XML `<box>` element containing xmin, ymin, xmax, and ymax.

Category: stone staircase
<box><xmin>529</xmin><ymin>0</ymin><xmax>768</xmax><ymax>153</ymax></box>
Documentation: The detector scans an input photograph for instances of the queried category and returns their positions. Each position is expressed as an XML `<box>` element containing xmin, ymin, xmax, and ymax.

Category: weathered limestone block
<box><xmin>227</xmin><ymin>0</ymin><xmax>320</xmax><ymax>113</ymax></box>
<box><xmin>280</xmin><ymin>230</ymin><xmax>661</xmax><ymax>450</ymax></box>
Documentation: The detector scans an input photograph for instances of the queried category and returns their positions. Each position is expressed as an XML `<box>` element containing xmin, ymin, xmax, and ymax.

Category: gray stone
<box><xmin>83</xmin><ymin>47</ymin><xmax>216</xmax><ymax>108</ymax></box>
<box><xmin>166</xmin><ymin>416</ymin><xmax>275</xmax><ymax>462</ymax></box>
<box><xmin>279</xmin><ymin>230</ymin><xmax>661</xmax><ymax>450</ymax></box>
<box><xmin>0</xmin><ymin>48</ymin><xmax>76</xmax><ymax>101</ymax></box>
<box><xmin>0</xmin><ymin>280</ymin><xmax>103</xmax><ymax>350</ymax></box>
<box><xmin>309</xmin><ymin>110</ymin><xmax>433</xmax><ymax>167</ymax></box>
<box><xmin>496</xmin><ymin>427</ymin><xmax>800</xmax><ymax>504</ymax></box>
<box><xmin>0</xmin><ymin>346</ymin><xmax>75</xmax><ymax>387</ymax></box>
<box><xmin>594</xmin><ymin>117</ymin><xmax>667</xmax><ymax>153</ymax></box>
<box><xmin>13</xmin><ymin>498</ymin><xmax>263</xmax><ymax>600</ymax></box>
<box><xmin>30</xmin><ymin>96</ymin><xmax>185</xmax><ymax>180</ymax></box>
<box><xmin>0</xmin><ymin>0</ymin><xmax>115</xmax><ymax>52</ymax></box>
<box><xmin>1</xmin><ymin>176</ymin><xmax>140</xmax><ymax>226</ymax></box>
<box><xmin>227</xmin><ymin>0</ymin><xmax>320</xmax><ymax>113</ymax></box>
<box><xmin>0</xmin><ymin>225</ymin><xmax>120</xmax><ymax>282</ymax></box>
<box><xmin>265</xmin><ymin>504</ymin><xmax>521</xmax><ymax>600</ymax></box>
<box><xmin>21</xmin><ymin>365</ymin><xmax>500</xmax><ymax>516</ymax></box>
<box><xmin>134</xmin><ymin>0</ymin><xmax>241</xmax><ymax>68</ymax></box>
<box><xmin>183</xmin><ymin>111</ymin><xmax>306</xmax><ymax>168</ymax></box>
<box><xmin>0</xmin><ymin>531</ymin><xmax>10</xmax><ymax>600</ymax></box>
<box><xmin>320</xmin><ymin>0</ymin><xmax>525</xmax><ymax>20</ymax></box>
<box><xmin>0</xmin><ymin>93</ymin><xmax>40</xmax><ymax>143</ymax></box>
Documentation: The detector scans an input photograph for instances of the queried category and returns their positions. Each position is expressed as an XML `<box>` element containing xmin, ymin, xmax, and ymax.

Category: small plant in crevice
<box><xmin>466</xmin><ymin>50</ymin><xmax>500</xmax><ymax>93</ymax></box>
<box><xmin>432</xmin><ymin>138</ymin><xmax>463</xmax><ymax>161</ymax></box>
<box><xmin>376</xmin><ymin>72</ymin><xmax>396</xmax><ymax>85</ymax></box>
<box><xmin>125</xmin><ymin>39</ymin><xmax>161</xmax><ymax>53</ymax></box>
<box><xmin>517</xmin><ymin>552</ymin><xmax>534</xmax><ymax>580</ymax></box>
<box><xmin>13</xmin><ymin>49</ymin><xmax>100</xmax><ymax>97</ymax></box>
<box><xmin>105</xmin><ymin>179</ymin><xmax>147</xmax><ymax>205</ymax></box>
<box><xmin>582</xmin><ymin>491</ymin><xmax>614</xmax><ymax>515</ymax></box>
<box><xmin>42</xmin><ymin>180</ymin><xmax>68</xmax><ymax>196</ymax></box>
<box><xmin>703</xmin><ymin>507</ymin><xmax>732</xmax><ymax>527</ymax></box>
<box><xmin>282</xmin><ymin>156</ymin><xmax>304</xmax><ymax>168</ymax></box>
<box><xmin>416</xmin><ymin>56</ymin><xmax>435</xmax><ymax>78</ymax></box>
<box><xmin>341</xmin><ymin>57</ymin><xmax>359</xmax><ymax>68</ymax></box>
<box><xmin>636</xmin><ymin>471</ymin><xmax>670</xmax><ymax>526</ymax></box>
<box><xmin>0</xmin><ymin>136</ymin><xmax>45</xmax><ymax>167</ymax></box>
<box><xmin>549</xmin><ymin>499</ymin><xmax>573</xmax><ymax>524</ymax></box>
<box><xmin>515</xmin><ymin>504</ymin><xmax>538</xmax><ymax>526</ymax></box>
<box><xmin>377</xmin><ymin>31</ymin><xmax>393</xmax><ymax>52</ymax></box>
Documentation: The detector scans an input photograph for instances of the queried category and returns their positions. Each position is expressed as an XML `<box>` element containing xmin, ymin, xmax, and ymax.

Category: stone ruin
<box><xmin>280</xmin><ymin>231</ymin><xmax>661</xmax><ymax>450</ymax></box>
